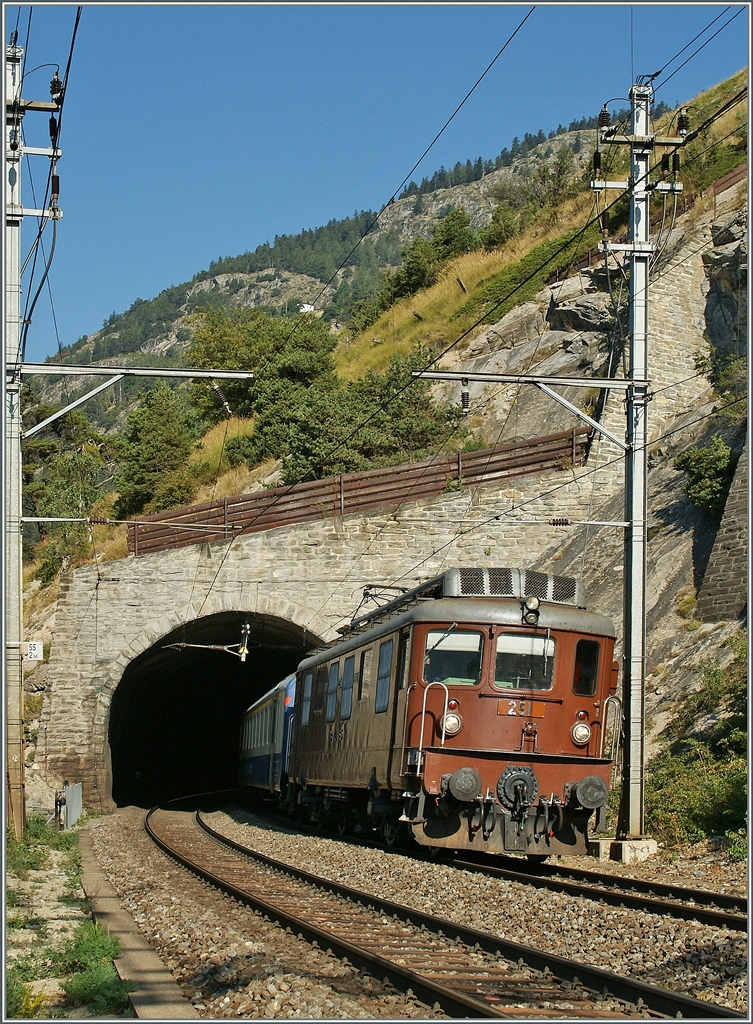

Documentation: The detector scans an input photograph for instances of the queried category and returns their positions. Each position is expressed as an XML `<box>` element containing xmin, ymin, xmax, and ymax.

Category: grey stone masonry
<box><xmin>696</xmin><ymin>436</ymin><xmax>748</xmax><ymax>622</ymax></box>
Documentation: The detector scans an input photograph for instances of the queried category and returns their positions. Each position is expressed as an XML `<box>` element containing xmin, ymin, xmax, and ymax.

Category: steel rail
<box><xmin>256</xmin><ymin>803</ymin><xmax>747</xmax><ymax>927</ymax></box>
<box><xmin>188</xmin><ymin>810</ymin><xmax>743</xmax><ymax>1019</ymax></box>
<box><xmin>145</xmin><ymin>808</ymin><xmax>512</xmax><ymax>1018</ymax></box>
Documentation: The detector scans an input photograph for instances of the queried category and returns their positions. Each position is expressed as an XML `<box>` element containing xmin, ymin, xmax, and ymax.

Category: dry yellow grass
<box><xmin>192</xmin><ymin>458</ymin><xmax>281</xmax><ymax>504</ymax></box>
<box><xmin>189</xmin><ymin>416</ymin><xmax>255</xmax><ymax>476</ymax></box>
<box><xmin>336</xmin><ymin>190</ymin><xmax>596</xmax><ymax>380</ymax></box>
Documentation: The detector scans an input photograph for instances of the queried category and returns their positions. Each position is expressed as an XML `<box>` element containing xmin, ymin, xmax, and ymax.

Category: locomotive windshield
<box><xmin>493</xmin><ymin>634</ymin><xmax>555</xmax><ymax>690</ymax></box>
<box><xmin>424</xmin><ymin>630</ymin><xmax>483</xmax><ymax>686</ymax></box>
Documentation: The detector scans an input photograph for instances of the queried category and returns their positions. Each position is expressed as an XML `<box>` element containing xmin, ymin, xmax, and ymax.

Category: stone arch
<box><xmin>93</xmin><ymin>598</ymin><xmax>323</xmax><ymax>810</ymax></box>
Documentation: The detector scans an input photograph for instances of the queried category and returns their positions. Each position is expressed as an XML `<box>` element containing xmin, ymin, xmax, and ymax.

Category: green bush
<box><xmin>725</xmin><ymin>828</ymin><xmax>748</xmax><ymax>861</ymax></box>
<box><xmin>674</xmin><ymin>435</ymin><xmax>738</xmax><ymax>521</ymax></box>
<box><xmin>645</xmin><ymin>631</ymin><xmax>747</xmax><ymax>847</ymax></box>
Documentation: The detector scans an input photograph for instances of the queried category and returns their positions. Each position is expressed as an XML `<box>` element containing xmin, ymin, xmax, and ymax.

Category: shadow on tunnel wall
<box><xmin>108</xmin><ymin>612</ymin><xmax>315</xmax><ymax>807</ymax></box>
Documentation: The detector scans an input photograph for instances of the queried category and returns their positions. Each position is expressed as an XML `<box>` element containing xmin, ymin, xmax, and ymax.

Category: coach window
<box><xmin>424</xmin><ymin>629</ymin><xmax>483</xmax><ymax>686</ymax></box>
<box><xmin>374</xmin><ymin>639</ymin><xmax>394</xmax><ymax>713</ymax></box>
<box><xmin>325</xmin><ymin>662</ymin><xmax>339</xmax><ymax>723</ymax></box>
<box><xmin>573</xmin><ymin>639</ymin><xmax>600</xmax><ymax>696</ymax></box>
<box><xmin>301</xmin><ymin>672</ymin><xmax>314</xmax><ymax>727</ymax></box>
<box><xmin>494</xmin><ymin>634</ymin><xmax>555</xmax><ymax>690</ymax></box>
<box><xmin>357</xmin><ymin>648</ymin><xmax>373</xmax><ymax>701</ymax></box>
<box><xmin>340</xmin><ymin>656</ymin><xmax>355</xmax><ymax>720</ymax></box>
<box><xmin>314</xmin><ymin>665</ymin><xmax>327</xmax><ymax>713</ymax></box>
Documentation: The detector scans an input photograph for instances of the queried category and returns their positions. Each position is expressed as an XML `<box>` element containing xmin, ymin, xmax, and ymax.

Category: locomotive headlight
<box><xmin>522</xmin><ymin>595</ymin><xmax>541</xmax><ymax>625</ymax></box>
<box><xmin>571</xmin><ymin>722</ymin><xmax>592</xmax><ymax>746</ymax></box>
<box><xmin>441</xmin><ymin>712</ymin><xmax>463</xmax><ymax>736</ymax></box>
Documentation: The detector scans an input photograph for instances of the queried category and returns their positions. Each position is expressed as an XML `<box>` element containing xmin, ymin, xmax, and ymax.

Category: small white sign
<box><xmin>24</xmin><ymin>641</ymin><xmax>44</xmax><ymax>661</ymax></box>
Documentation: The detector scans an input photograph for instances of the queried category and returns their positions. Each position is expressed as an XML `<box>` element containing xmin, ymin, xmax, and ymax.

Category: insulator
<box><xmin>661</xmin><ymin>153</ymin><xmax>670</xmax><ymax>176</ymax></box>
<box><xmin>600</xmin><ymin>211</ymin><xmax>610</xmax><ymax>237</ymax></box>
<box><xmin>49</xmin><ymin>72</ymin><xmax>63</xmax><ymax>104</ymax></box>
<box><xmin>549</xmin><ymin>518</ymin><xmax>570</xmax><ymax>527</ymax></box>
<box><xmin>592</xmin><ymin>150</ymin><xmax>601</xmax><ymax>176</ymax></box>
<box><xmin>461</xmin><ymin>380</ymin><xmax>470</xmax><ymax>413</ymax></box>
<box><xmin>211</xmin><ymin>382</ymin><xmax>232</xmax><ymax>417</ymax></box>
<box><xmin>677</xmin><ymin>111</ymin><xmax>689</xmax><ymax>136</ymax></box>
<box><xmin>672</xmin><ymin>153</ymin><xmax>681</xmax><ymax>176</ymax></box>
<box><xmin>51</xmin><ymin>175</ymin><xmax>60</xmax><ymax>200</ymax></box>
<box><xmin>9</xmin><ymin>128</ymin><xmax>18</xmax><ymax>151</ymax></box>
<box><xmin>49</xmin><ymin>116</ymin><xmax>58</xmax><ymax>143</ymax></box>
<box><xmin>598</xmin><ymin>106</ymin><xmax>610</xmax><ymax>129</ymax></box>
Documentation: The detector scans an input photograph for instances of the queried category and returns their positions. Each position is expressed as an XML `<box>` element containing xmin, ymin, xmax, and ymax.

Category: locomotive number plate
<box><xmin>498</xmin><ymin>699</ymin><xmax>546</xmax><ymax>718</ymax></box>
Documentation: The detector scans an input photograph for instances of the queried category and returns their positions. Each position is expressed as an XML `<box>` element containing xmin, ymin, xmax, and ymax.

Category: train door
<box><xmin>322</xmin><ymin>653</ymin><xmax>357</xmax><ymax>784</ymax></box>
<box><xmin>387</xmin><ymin>628</ymin><xmax>412</xmax><ymax>790</ymax></box>
<box><xmin>337</xmin><ymin>645</ymin><xmax>374</xmax><ymax>785</ymax></box>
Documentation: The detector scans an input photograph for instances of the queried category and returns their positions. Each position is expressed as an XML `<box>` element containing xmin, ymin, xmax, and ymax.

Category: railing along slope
<box><xmin>127</xmin><ymin>426</ymin><xmax>591</xmax><ymax>556</ymax></box>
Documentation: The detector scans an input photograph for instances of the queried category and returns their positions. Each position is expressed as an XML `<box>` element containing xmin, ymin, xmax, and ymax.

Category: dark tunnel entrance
<box><xmin>109</xmin><ymin>611</ymin><xmax>319</xmax><ymax>807</ymax></box>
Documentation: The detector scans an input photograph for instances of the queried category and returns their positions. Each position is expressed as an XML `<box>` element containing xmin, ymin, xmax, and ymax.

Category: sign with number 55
<box><xmin>23</xmin><ymin>641</ymin><xmax>44</xmax><ymax>661</ymax></box>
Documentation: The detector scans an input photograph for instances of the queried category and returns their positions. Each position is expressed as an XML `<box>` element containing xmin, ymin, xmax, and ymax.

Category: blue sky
<box><xmin>7</xmin><ymin>3</ymin><xmax>748</xmax><ymax>363</ymax></box>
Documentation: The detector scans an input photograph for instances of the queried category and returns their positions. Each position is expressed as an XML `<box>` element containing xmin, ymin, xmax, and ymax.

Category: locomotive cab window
<box><xmin>424</xmin><ymin>630</ymin><xmax>483</xmax><ymax>686</ymax></box>
<box><xmin>573</xmin><ymin>639</ymin><xmax>600</xmax><ymax>696</ymax></box>
<box><xmin>493</xmin><ymin>634</ymin><xmax>555</xmax><ymax>690</ymax></box>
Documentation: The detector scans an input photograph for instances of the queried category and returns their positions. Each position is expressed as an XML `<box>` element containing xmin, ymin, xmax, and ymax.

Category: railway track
<box><xmin>441</xmin><ymin>853</ymin><xmax>748</xmax><ymax>932</ymax></box>
<box><xmin>145</xmin><ymin>807</ymin><xmax>743</xmax><ymax>1019</ymax></box>
<box><xmin>256</xmin><ymin>804</ymin><xmax>747</xmax><ymax>931</ymax></box>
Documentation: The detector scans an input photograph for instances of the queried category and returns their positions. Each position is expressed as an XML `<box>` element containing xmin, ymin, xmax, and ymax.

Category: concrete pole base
<box><xmin>588</xmin><ymin>837</ymin><xmax>659</xmax><ymax>863</ymax></box>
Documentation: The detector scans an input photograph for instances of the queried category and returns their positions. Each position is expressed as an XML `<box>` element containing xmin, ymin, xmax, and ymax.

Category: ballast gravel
<box><xmin>88</xmin><ymin>808</ymin><xmax>442</xmax><ymax>1019</ymax></box>
<box><xmin>88</xmin><ymin>806</ymin><xmax>748</xmax><ymax>1017</ymax></box>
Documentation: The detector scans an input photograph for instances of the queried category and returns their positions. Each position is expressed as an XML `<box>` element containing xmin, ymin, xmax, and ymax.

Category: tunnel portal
<box><xmin>109</xmin><ymin>611</ymin><xmax>318</xmax><ymax>807</ymax></box>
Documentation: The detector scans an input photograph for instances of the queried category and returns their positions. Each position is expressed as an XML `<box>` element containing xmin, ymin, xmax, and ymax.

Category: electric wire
<box><xmin>87</xmin><ymin>394</ymin><xmax>745</xmax><ymax>597</ymax></box>
<box><xmin>639</xmin><ymin>6</ymin><xmax>732</xmax><ymax>86</ymax></box>
<box><xmin>181</xmin><ymin>94</ymin><xmax>744</xmax><ymax>626</ymax></box>
<box><xmin>653</xmin><ymin>8</ymin><xmax>745</xmax><ymax>96</ymax></box>
<box><xmin>18</xmin><ymin>6</ymin><xmax>82</xmax><ymax>362</ymax></box>
<box><xmin>120</xmin><ymin>86</ymin><xmax>746</xmax><ymax>633</ymax></box>
<box><xmin>168</xmin><ymin>10</ymin><xmax>542</xmax><ymax>630</ymax></box>
<box><xmin>385</xmin><ymin>393</ymin><xmax>747</xmax><ymax>590</ymax></box>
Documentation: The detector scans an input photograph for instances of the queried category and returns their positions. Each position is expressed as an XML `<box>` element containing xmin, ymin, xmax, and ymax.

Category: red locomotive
<box><xmin>241</xmin><ymin>566</ymin><xmax>620</xmax><ymax>859</ymax></box>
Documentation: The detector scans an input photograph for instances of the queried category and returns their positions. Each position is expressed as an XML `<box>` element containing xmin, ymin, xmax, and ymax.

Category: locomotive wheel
<box><xmin>526</xmin><ymin>853</ymin><xmax>549</xmax><ymax>864</ymax></box>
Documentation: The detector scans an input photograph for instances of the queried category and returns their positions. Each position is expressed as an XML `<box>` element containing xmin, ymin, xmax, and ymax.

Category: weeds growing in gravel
<box><xmin>57</xmin><ymin>921</ymin><xmax>136</xmax><ymax>1015</ymax></box>
<box><xmin>5</xmin><ymin>971</ymin><xmax>50</xmax><ymax>1019</ymax></box>
<box><xmin>5</xmin><ymin>815</ymin><xmax>135</xmax><ymax>1018</ymax></box>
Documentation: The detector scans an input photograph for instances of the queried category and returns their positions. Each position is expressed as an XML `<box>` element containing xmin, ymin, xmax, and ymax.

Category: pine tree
<box><xmin>114</xmin><ymin>382</ymin><xmax>196</xmax><ymax>518</ymax></box>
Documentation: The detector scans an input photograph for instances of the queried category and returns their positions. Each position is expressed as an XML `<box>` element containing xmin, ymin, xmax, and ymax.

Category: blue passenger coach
<box><xmin>239</xmin><ymin>675</ymin><xmax>296</xmax><ymax>793</ymax></box>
